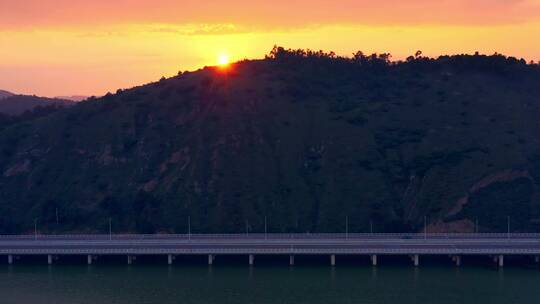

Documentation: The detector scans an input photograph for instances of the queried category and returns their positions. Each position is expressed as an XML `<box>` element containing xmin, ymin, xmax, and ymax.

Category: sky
<box><xmin>1</xmin><ymin>0</ymin><xmax>540</xmax><ymax>97</ymax></box>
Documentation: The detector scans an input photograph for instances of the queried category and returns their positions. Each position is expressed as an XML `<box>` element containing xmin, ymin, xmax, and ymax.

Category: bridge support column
<box><xmin>7</xmin><ymin>255</ymin><xmax>13</xmax><ymax>265</ymax></box>
<box><xmin>249</xmin><ymin>254</ymin><xmax>254</xmax><ymax>266</ymax></box>
<box><xmin>208</xmin><ymin>254</ymin><xmax>214</xmax><ymax>265</ymax></box>
<box><xmin>289</xmin><ymin>255</ymin><xmax>295</xmax><ymax>266</ymax></box>
<box><xmin>535</xmin><ymin>256</ymin><xmax>539</xmax><ymax>263</ymax></box>
<box><xmin>168</xmin><ymin>254</ymin><xmax>175</xmax><ymax>265</ymax></box>
<box><xmin>371</xmin><ymin>255</ymin><xmax>377</xmax><ymax>266</ymax></box>
<box><xmin>413</xmin><ymin>254</ymin><xmax>419</xmax><ymax>267</ymax></box>
<box><xmin>451</xmin><ymin>255</ymin><xmax>461</xmax><ymax>266</ymax></box>
<box><xmin>87</xmin><ymin>255</ymin><xmax>93</xmax><ymax>265</ymax></box>
<box><xmin>498</xmin><ymin>255</ymin><xmax>504</xmax><ymax>268</ymax></box>
<box><xmin>47</xmin><ymin>254</ymin><xmax>53</xmax><ymax>265</ymax></box>
<box><xmin>127</xmin><ymin>255</ymin><xmax>135</xmax><ymax>265</ymax></box>
<box><xmin>330</xmin><ymin>255</ymin><xmax>336</xmax><ymax>266</ymax></box>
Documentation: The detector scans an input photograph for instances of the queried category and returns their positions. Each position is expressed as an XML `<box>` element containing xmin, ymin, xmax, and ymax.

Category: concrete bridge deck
<box><xmin>1</xmin><ymin>233</ymin><xmax>539</xmax><ymax>266</ymax></box>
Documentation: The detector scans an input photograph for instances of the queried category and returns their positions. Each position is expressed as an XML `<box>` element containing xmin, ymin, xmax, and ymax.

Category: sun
<box><xmin>218</xmin><ymin>53</ymin><xmax>230</xmax><ymax>66</ymax></box>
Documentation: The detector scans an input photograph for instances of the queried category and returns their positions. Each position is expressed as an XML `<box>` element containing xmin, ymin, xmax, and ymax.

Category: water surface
<box><xmin>0</xmin><ymin>263</ymin><xmax>539</xmax><ymax>304</ymax></box>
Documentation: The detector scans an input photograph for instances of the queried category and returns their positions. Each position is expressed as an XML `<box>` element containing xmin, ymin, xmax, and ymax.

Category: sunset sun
<box><xmin>218</xmin><ymin>53</ymin><xmax>230</xmax><ymax>66</ymax></box>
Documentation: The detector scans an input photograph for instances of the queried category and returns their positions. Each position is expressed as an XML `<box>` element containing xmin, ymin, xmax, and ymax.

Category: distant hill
<box><xmin>1</xmin><ymin>47</ymin><xmax>540</xmax><ymax>234</ymax></box>
<box><xmin>0</xmin><ymin>90</ymin><xmax>14</xmax><ymax>100</ymax></box>
<box><xmin>55</xmin><ymin>95</ymin><xmax>89</xmax><ymax>102</ymax></box>
<box><xmin>0</xmin><ymin>95</ymin><xmax>74</xmax><ymax>115</ymax></box>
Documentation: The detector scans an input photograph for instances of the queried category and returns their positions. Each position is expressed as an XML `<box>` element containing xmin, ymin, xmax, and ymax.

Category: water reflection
<box><xmin>0</xmin><ymin>265</ymin><xmax>538</xmax><ymax>304</ymax></box>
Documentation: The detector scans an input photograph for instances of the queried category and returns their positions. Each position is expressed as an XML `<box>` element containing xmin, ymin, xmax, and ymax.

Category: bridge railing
<box><xmin>0</xmin><ymin>232</ymin><xmax>539</xmax><ymax>241</ymax></box>
<box><xmin>1</xmin><ymin>247</ymin><xmax>540</xmax><ymax>255</ymax></box>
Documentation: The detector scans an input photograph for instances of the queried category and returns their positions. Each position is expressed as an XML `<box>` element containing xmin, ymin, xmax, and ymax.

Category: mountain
<box><xmin>0</xmin><ymin>95</ymin><xmax>74</xmax><ymax>116</ymax></box>
<box><xmin>1</xmin><ymin>47</ymin><xmax>540</xmax><ymax>234</ymax></box>
<box><xmin>55</xmin><ymin>95</ymin><xmax>89</xmax><ymax>102</ymax></box>
<box><xmin>0</xmin><ymin>90</ymin><xmax>14</xmax><ymax>100</ymax></box>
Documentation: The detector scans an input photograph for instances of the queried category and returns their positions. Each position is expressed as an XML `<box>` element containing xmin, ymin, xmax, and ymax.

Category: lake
<box><xmin>0</xmin><ymin>262</ymin><xmax>539</xmax><ymax>304</ymax></box>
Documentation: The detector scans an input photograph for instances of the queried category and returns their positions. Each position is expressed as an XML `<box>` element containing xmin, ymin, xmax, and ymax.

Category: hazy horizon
<box><xmin>1</xmin><ymin>49</ymin><xmax>535</xmax><ymax>98</ymax></box>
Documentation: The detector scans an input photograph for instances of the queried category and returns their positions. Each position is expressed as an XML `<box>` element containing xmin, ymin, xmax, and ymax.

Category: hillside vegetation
<box><xmin>1</xmin><ymin>47</ymin><xmax>540</xmax><ymax>234</ymax></box>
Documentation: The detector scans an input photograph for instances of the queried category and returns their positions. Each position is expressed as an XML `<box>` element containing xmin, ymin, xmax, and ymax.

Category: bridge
<box><xmin>1</xmin><ymin>233</ymin><xmax>540</xmax><ymax>267</ymax></box>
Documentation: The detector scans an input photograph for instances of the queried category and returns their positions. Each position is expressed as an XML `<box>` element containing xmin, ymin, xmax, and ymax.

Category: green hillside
<box><xmin>1</xmin><ymin>47</ymin><xmax>540</xmax><ymax>234</ymax></box>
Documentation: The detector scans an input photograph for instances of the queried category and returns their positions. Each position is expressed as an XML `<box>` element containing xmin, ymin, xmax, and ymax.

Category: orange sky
<box><xmin>1</xmin><ymin>0</ymin><xmax>540</xmax><ymax>96</ymax></box>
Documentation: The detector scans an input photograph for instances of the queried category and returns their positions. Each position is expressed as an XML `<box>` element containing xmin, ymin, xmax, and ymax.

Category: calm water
<box><xmin>0</xmin><ymin>262</ymin><xmax>539</xmax><ymax>304</ymax></box>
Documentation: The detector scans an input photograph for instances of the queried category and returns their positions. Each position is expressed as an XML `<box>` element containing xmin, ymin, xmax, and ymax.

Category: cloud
<box><xmin>146</xmin><ymin>24</ymin><xmax>247</xmax><ymax>36</ymax></box>
<box><xmin>1</xmin><ymin>0</ymin><xmax>540</xmax><ymax>30</ymax></box>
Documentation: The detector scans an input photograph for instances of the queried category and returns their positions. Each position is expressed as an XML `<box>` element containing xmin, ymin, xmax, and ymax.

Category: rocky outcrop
<box><xmin>447</xmin><ymin>169</ymin><xmax>532</xmax><ymax>217</ymax></box>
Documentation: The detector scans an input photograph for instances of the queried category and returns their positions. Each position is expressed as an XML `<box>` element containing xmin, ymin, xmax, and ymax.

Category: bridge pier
<box><xmin>492</xmin><ymin>255</ymin><xmax>504</xmax><ymax>267</ymax></box>
<box><xmin>47</xmin><ymin>254</ymin><xmax>53</xmax><ymax>265</ymax></box>
<box><xmin>330</xmin><ymin>254</ymin><xmax>336</xmax><ymax>266</ymax></box>
<box><xmin>535</xmin><ymin>256</ymin><xmax>539</xmax><ymax>263</ymax></box>
<box><xmin>7</xmin><ymin>255</ymin><xmax>13</xmax><ymax>265</ymax></box>
<box><xmin>167</xmin><ymin>254</ymin><xmax>175</xmax><ymax>265</ymax></box>
<box><xmin>249</xmin><ymin>254</ymin><xmax>254</xmax><ymax>266</ymax></box>
<box><xmin>127</xmin><ymin>255</ymin><xmax>135</xmax><ymax>265</ymax></box>
<box><xmin>371</xmin><ymin>255</ymin><xmax>377</xmax><ymax>266</ymax></box>
<box><xmin>208</xmin><ymin>254</ymin><xmax>214</xmax><ymax>265</ymax></box>
<box><xmin>289</xmin><ymin>255</ymin><xmax>295</xmax><ymax>266</ymax></box>
<box><xmin>87</xmin><ymin>255</ymin><xmax>93</xmax><ymax>265</ymax></box>
<box><xmin>412</xmin><ymin>254</ymin><xmax>419</xmax><ymax>267</ymax></box>
<box><xmin>451</xmin><ymin>255</ymin><xmax>461</xmax><ymax>266</ymax></box>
